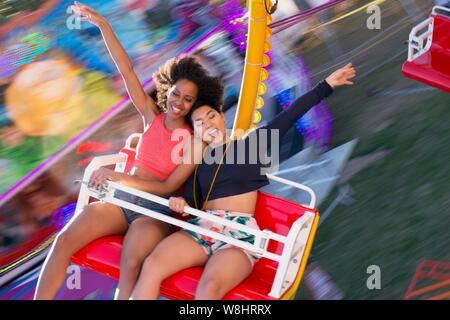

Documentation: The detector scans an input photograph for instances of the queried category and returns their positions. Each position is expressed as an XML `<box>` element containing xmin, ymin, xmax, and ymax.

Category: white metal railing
<box><xmin>124</xmin><ymin>133</ymin><xmax>142</xmax><ymax>149</ymax></box>
<box><xmin>407</xmin><ymin>5</ymin><xmax>450</xmax><ymax>62</ymax></box>
<box><xmin>266</xmin><ymin>173</ymin><xmax>316</xmax><ymax>208</ymax></box>
<box><xmin>114</xmin><ymin>134</ymin><xmax>142</xmax><ymax>173</ymax></box>
<box><xmin>407</xmin><ymin>16</ymin><xmax>434</xmax><ymax>61</ymax></box>
<box><xmin>74</xmin><ymin>153</ymin><xmax>317</xmax><ymax>298</ymax></box>
<box><xmin>75</xmin><ymin>153</ymin><xmax>128</xmax><ymax>214</ymax></box>
<box><xmin>432</xmin><ymin>5</ymin><xmax>450</xmax><ymax>16</ymax></box>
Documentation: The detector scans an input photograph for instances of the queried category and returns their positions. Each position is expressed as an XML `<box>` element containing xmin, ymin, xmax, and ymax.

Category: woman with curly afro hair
<box><xmin>35</xmin><ymin>2</ymin><xmax>223</xmax><ymax>300</ymax></box>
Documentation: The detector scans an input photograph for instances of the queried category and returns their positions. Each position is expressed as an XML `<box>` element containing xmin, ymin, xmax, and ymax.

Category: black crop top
<box><xmin>184</xmin><ymin>80</ymin><xmax>333</xmax><ymax>208</ymax></box>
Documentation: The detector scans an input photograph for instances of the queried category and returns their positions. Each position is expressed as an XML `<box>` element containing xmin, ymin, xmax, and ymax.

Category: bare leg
<box><xmin>114</xmin><ymin>217</ymin><xmax>170</xmax><ymax>300</ymax></box>
<box><xmin>131</xmin><ymin>231</ymin><xmax>208</xmax><ymax>300</ymax></box>
<box><xmin>195</xmin><ymin>248</ymin><xmax>253</xmax><ymax>300</ymax></box>
<box><xmin>34</xmin><ymin>202</ymin><xmax>128</xmax><ymax>300</ymax></box>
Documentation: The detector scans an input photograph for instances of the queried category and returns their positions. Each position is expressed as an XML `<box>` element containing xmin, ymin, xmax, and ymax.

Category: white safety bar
<box><xmin>265</xmin><ymin>173</ymin><xmax>317</xmax><ymax>297</ymax></box>
<box><xmin>407</xmin><ymin>16</ymin><xmax>434</xmax><ymax>61</ymax></box>
<box><xmin>114</xmin><ymin>134</ymin><xmax>142</xmax><ymax>173</ymax></box>
<box><xmin>74</xmin><ymin>153</ymin><xmax>318</xmax><ymax>299</ymax></box>
<box><xmin>124</xmin><ymin>133</ymin><xmax>142</xmax><ymax>149</ymax></box>
<box><xmin>406</xmin><ymin>6</ymin><xmax>450</xmax><ymax>62</ymax></box>
<box><xmin>266</xmin><ymin>173</ymin><xmax>317</xmax><ymax>209</ymax></box>
<box><xmin>75</xmin><ymin>153</ymin><xmax>128</xmax><ymax>215</ymax></box>
<box><xmin>432</xmin><ymin>5</ymin><xmax>450</xmax><ymax>16</ymax></box>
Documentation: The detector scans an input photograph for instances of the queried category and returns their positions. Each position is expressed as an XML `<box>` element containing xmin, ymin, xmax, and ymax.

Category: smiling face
<box><xmin>191</xmin><ymin>105</ymin><xmax>227</xmax><ymax>145</ymax></box>
<box><xmin>166</xmin><ymin>79</ymin><xmax>198</xmax><ymax>120</ymax></box>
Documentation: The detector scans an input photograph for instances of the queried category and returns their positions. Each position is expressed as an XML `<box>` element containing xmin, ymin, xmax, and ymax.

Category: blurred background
<box><xmin>0</xmin><ymin>0</ymin><xmax>449</xmax><ymax>300</ymax></box>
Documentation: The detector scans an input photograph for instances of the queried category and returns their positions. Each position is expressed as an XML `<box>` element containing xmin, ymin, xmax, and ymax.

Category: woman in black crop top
<box><xmin>130</xmin><ymin>64</ymin><xmax>356</xmax><ymax>300</ymax></box>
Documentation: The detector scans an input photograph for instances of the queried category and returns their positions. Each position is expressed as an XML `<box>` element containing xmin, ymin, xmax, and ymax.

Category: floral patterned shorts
<box><xmin>184</xmin><ymin>210</ymin><xmax>261</xmax><ymax>266</ymax></box>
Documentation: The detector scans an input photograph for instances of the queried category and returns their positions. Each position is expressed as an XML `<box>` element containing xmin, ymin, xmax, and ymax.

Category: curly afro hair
<box><xmin>152</xmin><ymin>56</ymin><xmax>224</xmax><ymax>115</ymax></box>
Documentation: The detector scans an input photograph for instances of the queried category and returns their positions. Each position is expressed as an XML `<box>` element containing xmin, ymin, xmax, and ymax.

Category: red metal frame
<box><xmin>71</xmin><ymin>192</ymin><xmax>318</xmax><ymax>300</ymax></box>
<box><xmin>70</xmin><ymin>146</ymin><xmax>319</xmax><ymax>300</ymax></box>
<box><xmin>404</xmin><ymin>260</ymin><xmax>450</xmax><ymax>300</ymax></box>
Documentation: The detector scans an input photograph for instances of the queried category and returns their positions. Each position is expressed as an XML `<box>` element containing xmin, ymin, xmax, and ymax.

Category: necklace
<box><xmin>193</xmin><ymin>140</ymin><xmax>233</xmax><ymax>211</ymax></box>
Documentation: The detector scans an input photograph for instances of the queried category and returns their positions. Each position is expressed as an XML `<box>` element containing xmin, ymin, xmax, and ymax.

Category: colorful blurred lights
<box><xmin>258</xmin><ymin>83</ymin><xmax>267</xmax><ymax>95</ymax></box>
<box><xmin>256</xmin><ymin>96</ymin><xmax>265</xmax><ymax>109</ymax></box>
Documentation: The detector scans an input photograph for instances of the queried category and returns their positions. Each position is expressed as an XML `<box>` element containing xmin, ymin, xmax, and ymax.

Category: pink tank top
<box><xmin>134</xmin><ymin>114</ymin><xmax>192</xmax><ymax>180</ymax></box>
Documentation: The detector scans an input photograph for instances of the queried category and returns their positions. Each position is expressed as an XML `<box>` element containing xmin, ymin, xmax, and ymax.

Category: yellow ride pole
<box><xmin>230</xmin><ymin>1</ymin><xmax>316</xmax><ymax>300</ymax></box>
<box><xmin>231</xmin><ymin>0</ymin><xmax>271</xmax><ymax>139</ymax></box>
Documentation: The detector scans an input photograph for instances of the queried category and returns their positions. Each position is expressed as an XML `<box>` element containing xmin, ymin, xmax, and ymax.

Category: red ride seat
<box><xmin>71</xmin><ymin>138</ymin><xmax>319</xmax><ymax>299</ymax></box>
<box><xmin>71</xmin><ymin>191</ymin><xmax>318</xmax><ymax>300</ymax></box>
<box><xmin>402</xmin><ymin>12</ymin><xmax>450</xmax><ymax>92</ymax></box>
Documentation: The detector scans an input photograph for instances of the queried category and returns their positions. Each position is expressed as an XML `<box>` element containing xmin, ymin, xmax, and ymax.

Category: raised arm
<box><xmin>259</xmin><ymin>63</ymin><xmax>356</xmax><ymax>139</ymax></box>
<box><xmin>72</xmin><ymin>2</ymin><xmax>159</xmax><ymax>123</ymax></box>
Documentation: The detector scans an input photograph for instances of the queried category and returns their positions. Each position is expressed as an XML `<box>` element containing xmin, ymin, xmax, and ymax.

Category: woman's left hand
<box><xmin>325</xmin><ymin>63</ymin><xmax>357</xmax><ymax>88</ymax></box>
<box><xmin>88</xmin><ymin>168</ymin><xmax>119</xmax><ymax>191</ymax></box>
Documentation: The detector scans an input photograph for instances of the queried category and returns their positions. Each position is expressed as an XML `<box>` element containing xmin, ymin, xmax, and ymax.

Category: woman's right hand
<box><xmin>169</xmin><ymin>197</ymin><xmax>188</xmax><ymax>215</ymax></box>
<box><xmin>72</xmin><ymin>1</ymin><xmax>106</xmax><ymax>28</ymax></box>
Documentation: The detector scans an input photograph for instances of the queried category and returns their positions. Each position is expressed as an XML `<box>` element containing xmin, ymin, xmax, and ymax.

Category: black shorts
<box><xmin>115</xmin><ymin>190</ymin><xmax>173</xmax><ymax>224</ymax></box>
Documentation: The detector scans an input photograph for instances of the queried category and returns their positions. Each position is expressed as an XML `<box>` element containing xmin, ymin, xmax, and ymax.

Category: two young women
<box><xmin>35</xmin><ymin>2</ymin><xmax>356</xmax><ymax>300</ymax></box>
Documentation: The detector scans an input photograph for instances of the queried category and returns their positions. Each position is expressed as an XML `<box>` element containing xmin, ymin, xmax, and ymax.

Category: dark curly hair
<box><xmin>152</xmin><ymin>56</ymin><xmax>224</xmax><ymax>115</ymax></box>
